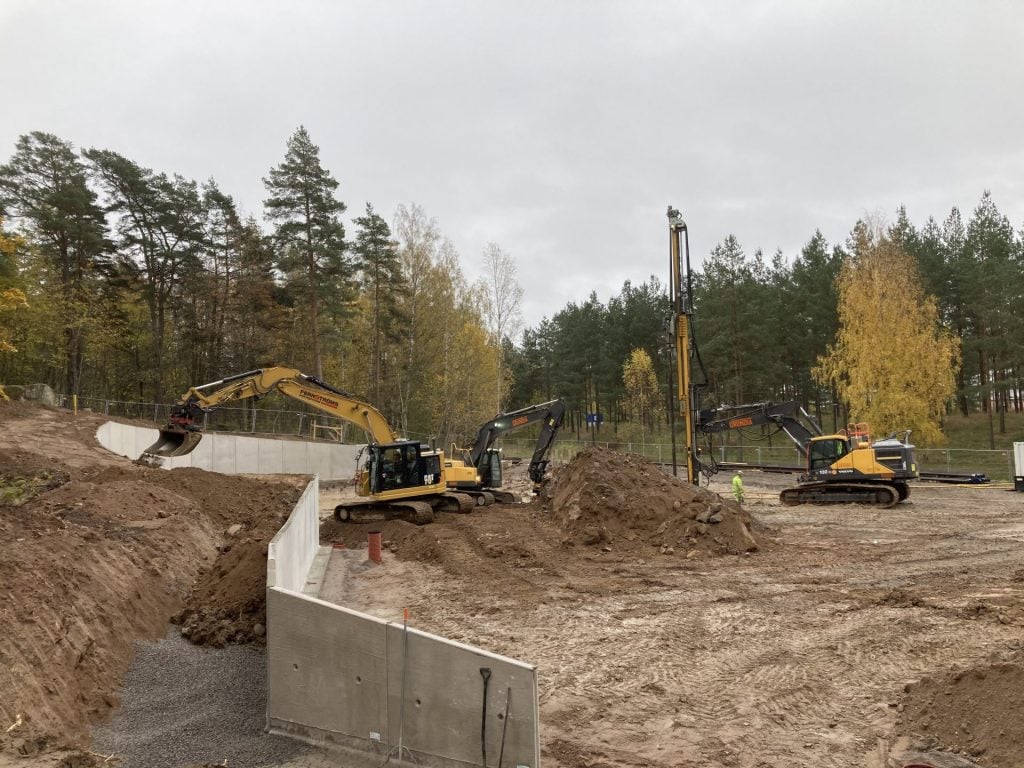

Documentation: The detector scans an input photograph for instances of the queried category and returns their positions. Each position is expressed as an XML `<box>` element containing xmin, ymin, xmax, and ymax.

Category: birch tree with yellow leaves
<box><xmin>814</xmin><ymin>221</ymin><xmax>960</xmax><ymax>445</ymax></box>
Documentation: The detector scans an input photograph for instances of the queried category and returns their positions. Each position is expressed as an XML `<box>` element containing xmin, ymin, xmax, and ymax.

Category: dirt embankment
<box><xmin>0</xmin><ymin>402</ymin><xmax>303</xmax><ymax>759</ymax></box>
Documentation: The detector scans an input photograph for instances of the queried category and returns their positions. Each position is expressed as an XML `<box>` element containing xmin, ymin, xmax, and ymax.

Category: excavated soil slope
<box><xmin>0</xmin><ymin>402</ymin><xmax>303</xmax><ymax>761</ymax></box>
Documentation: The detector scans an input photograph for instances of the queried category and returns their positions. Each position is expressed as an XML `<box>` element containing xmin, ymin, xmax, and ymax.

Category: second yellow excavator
<box><xmin>143</xmin><ymin>367</ymin><xmax>474</xmax><ymax>524</ymax></box>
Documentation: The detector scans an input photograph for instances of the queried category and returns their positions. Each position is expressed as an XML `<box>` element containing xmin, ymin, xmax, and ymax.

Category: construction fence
<box><xmin>61</xmin><ymin>395</ymin><xmax>1016</xmax><ymax>483</ymax></box>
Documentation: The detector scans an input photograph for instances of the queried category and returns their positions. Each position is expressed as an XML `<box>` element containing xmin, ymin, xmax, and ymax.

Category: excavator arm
<box><xmin>698</xmin><ymin>400</ymin><xmax>823</xmax><ymax>455</ymax></box>
<box><xmin>467</xmin><ymin>399</ymin><xmax>565</xmax><ymax>471</ymax></box>
<box><xmin>148</xmin><ymin>367</ymin><xmax>400</xmax><ymax>456</ymax></box>
<box><xmin>465</xmin><ymin>399</ymin><xmax>566</xmax><ymax>483</ymax></box>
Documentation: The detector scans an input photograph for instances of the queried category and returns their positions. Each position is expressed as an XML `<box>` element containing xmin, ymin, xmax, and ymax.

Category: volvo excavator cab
<box><xmin>806</xmin><ymin>437</ymin><xmax>849</xmax><ymax>473</ymax></box>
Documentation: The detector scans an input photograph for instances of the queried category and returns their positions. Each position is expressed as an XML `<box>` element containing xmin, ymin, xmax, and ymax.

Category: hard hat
<box><xmin>737</xmin><ymin>470</ymin><xmax>743</xmax><ymax>475</ymax></box>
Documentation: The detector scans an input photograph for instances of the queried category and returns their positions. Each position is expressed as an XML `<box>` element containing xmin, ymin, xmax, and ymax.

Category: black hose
<box><xmin>498</xmin><ymin>687</ymin><xmax>511</xmax><ymax>768</ymax></box>
<box><xmin>480</xmin><ymin>667</ymin><xmax>491</xmax><ymax>767</ymax></box>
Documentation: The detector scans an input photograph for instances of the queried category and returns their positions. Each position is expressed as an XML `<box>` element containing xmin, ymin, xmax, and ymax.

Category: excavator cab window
<box><xmin>479</xmin><ymin>449</ymin><xmax>503</xmax><ymax>488</ymax></box>
<box><xmin>807</xmin><ymin>438</ymin><xmax>848</xmax><ymax>472</ymax></box>
<box><xmin>371</xmin><ymin>442</ymin><xmax>430</xmax><ymax>493</ymax></box>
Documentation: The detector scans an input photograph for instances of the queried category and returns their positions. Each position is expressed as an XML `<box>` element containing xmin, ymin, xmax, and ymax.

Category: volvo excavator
<box><xmin>443</xmin><ymin>398</ymin><xmax>566</xmax><ymax>504</ymax></box>
<box><xmin>699</xmin><ymin>400</ymin><xmax>918</xmax><ymax>508</ymax></box>
<box><xmin>142</xmin><ymin>367</ymin><xmax>475</xmax><ymax>524</ymax></box>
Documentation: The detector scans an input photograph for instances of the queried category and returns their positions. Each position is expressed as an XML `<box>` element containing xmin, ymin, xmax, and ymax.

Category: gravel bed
<box><xmin>92</xmin><ymin>630</ymin><xmax>309</xmax><ymax>768</ymax></box>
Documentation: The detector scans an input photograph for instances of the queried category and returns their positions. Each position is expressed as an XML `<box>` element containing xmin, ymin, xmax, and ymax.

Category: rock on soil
<box><xmin>539</xmin><ymin>446</ymin><xmax>766</xmax><ymax>555</ymax></box>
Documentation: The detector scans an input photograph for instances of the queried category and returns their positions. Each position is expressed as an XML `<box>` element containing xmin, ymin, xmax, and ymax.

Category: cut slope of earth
<box><xmin>0</xmin><ymin>402</ymin><xmax>303</xmax><ymax>759</ymax></box>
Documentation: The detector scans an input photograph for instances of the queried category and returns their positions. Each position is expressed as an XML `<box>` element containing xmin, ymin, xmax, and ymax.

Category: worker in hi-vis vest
<box><xmin>732</xmin><ymin>471</ymin><xmax>745</xmax><ymax>503</ymax></box>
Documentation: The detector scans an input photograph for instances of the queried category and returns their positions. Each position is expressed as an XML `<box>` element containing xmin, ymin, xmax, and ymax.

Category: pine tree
<box><xmin>353</xmin><ymin>203</ymin><xmax>405</xmax><ymax>404</ymax></box>
<box><xmin>0</xmin><ymin>132</ymin><xmax>108</xmax><ymax>396</ymax></box>
<box><xmin>263</xmin><ymin>126</ymin><xmax>349</xmax><ymax>379</ymax></box>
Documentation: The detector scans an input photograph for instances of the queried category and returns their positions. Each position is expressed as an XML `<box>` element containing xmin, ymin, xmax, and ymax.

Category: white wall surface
<box><xmin>95</xmin><ymin>421</ymin><xmax>362</xmax><ymax>480</ymax></box>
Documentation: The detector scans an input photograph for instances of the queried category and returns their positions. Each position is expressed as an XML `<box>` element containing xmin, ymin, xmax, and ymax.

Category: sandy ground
<box><xmin>2</xmin><ymin>401</ymin><xmax>1023</xmax><ymax>768</ymax></box>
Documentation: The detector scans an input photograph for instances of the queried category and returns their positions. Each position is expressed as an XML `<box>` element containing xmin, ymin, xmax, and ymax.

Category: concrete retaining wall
<box><xmin>96</xmin><ymin>421</ymin><xmax>362</xmax><ymax>480</ymax></box>
<box><xmin>266</xmin><ymin>486</ymin><xmax>540</xmax><ymax>767</ymax></box>
<box><xmin>267</xmin><ymin>478</ymin><xmax>320</xmax><ymax>593</ymax></box>
<box><xmin>265</xmin><ymin>589</ymin><xmax>539</xmax><ymax>768</ymax></box>
<box><xmin>98</xmin><ymin>420</ymin><xmax>541</xmax><ymax>765</ymax></box>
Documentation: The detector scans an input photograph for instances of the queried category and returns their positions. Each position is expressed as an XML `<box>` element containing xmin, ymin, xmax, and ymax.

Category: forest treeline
<box><xmin>0</xmin><ymin>128</ymin><xmax>1020</xmax><ymax>446</ymax></box>
<box><xmin>508</xmin><ymin>194</ymin><xmax>1021</xmax><ymax>443</ymax></box>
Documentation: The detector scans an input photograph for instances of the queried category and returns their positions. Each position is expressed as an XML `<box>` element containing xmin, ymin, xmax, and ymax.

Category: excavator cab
<box><xmin>477</xmin><ymin>448</ymin><xmax>503</xmax><ymax>488</ymax></box>
<box><xmin>806</xmin><ymin>436</ymin><xmax>850</xmax><ymax>474</ymax></box>
<box><xmin>365</xmin><ymin>441</ymin><xmax>443</xmax><ymax>496</ymax></box>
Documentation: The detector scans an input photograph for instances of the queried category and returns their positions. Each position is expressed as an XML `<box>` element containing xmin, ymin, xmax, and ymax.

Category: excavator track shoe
<box><xmin>440</xmin><ymin>492</ymin><xmax>475</xmax><ymax>514</ymax></box>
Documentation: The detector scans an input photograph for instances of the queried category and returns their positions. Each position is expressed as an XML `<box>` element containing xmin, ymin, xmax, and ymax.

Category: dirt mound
<box><xmin>896</xmin><ymin>652</ymin><xmax>1024</xmax><ymax>766</ymax></box>
<box><xmin>539</xmin><ymin>447</ymin><xmax>766</xmax><ymax>556</ymax></box>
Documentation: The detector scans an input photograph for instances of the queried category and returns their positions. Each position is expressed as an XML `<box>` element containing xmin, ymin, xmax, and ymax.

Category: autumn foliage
<box><xmin>814</xmin><ymin>224</ymin><xmax>960</xmax><ymax>445</ymax></box>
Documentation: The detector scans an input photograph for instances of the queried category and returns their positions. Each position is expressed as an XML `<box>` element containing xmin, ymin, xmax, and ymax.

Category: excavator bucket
<box><xmin>143</xmin><ymin>428</ymin><xmax>204</xmax><ymax>458</ymax></box>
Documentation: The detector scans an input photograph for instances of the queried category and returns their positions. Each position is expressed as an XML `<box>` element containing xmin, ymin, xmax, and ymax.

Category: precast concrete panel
<box><xmin>211</xmin><ymin>434</ymin><xmax>238</xmax><ymax>474</ymax></box>
<box><xmin>234</xmin><ymin>436</ymin><xmax>261</xmax><ymax>473</ymax></box>
<box><xmin>281</xmin><ymin>442</ymin><xmax>312</xmax><ymax>475</ymax></box>
<box><xmin>258</xmin><ymin>438</ymin><xmax>286</xmax><ymax>475</ymax></box>
<box><xmin>307</xmin><ymin>443</ymin><xmax>333</xmax><ymax>479</ymax></box>
<box><xmin>267</xmin><ymin>589</ymin><xmax>390</xmax><ymax>754</ymax></box>
<box><xmin>267</xmin><ymin>478</ymin><xmax>319</xmax><ymax>592</ymax></box>
<box><xmin>132</xmin><ymin>426</ymin><xmax>159</xmax><ymax>458</ymax></box>
<box><xmin>385</xmin><ymin>623</ymin><xmax>539</xmax><ymax>768</ymax></box>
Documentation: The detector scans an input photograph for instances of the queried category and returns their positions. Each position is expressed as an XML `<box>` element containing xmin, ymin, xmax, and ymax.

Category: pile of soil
<box><xmin>896</xmin><ymin>653</ymin><xmax>1024</xmax><ymax>767</ymax></box>
<box><xmin>539</xmin><ymin>447</ymin><xmax>767</xmax><ymax>555</ymax></box>
<box><xmin>172</xmin><ymin>473</ymin><xmax>304</xmax><ymax>647</ymax></box>
<box><xmin>0</xmin><ymin>402</ymin><xmax>304</xmax><ymax>758</ymax></box>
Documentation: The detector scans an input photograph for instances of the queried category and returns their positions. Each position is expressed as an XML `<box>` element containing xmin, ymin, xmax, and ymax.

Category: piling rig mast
<box><xmin>668</xmin><ymin>206</ymin><xmax>708</xmax><ymax>484</ymax></box>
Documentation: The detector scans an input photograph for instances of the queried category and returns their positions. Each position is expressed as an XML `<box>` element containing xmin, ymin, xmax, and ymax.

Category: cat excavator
<box><xmin>699</xmin><ymin>400</ymin><xmax>918</xmax><ymax>508</ymax></box>
<box><xmin>443</xmin><ymin>398</ymin><xmax>566</xmax><ymax>504</ymax></box>
<box><xmin>142</xmin><ymin>367</ymin><xmax>474</xmax><ymax>524</ymax></box>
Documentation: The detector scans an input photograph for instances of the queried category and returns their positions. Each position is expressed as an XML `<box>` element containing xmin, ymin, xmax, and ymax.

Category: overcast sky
<box><xmin>2</xmin><ymin>1</ymin><xmax>1022</xmax><ymax>331</ymax></box>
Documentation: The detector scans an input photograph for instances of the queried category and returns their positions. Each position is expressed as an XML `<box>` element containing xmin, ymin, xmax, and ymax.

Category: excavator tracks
<box><xmin>440</xmin><ymin>492</ymin><xmax>475</xmax><ymax>514</ymax></box>
<box><xmin>334</xmin><ymin>500</ymin><xmax>436</xmax><ymax>525</ymax></box>
<box><xmin>779</xmin><ymin>482</ymin><xmax>900</xmax><ymax>509</ymax></box>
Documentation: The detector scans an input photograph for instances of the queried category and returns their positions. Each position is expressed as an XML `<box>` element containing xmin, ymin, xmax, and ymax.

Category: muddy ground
<box><xmin>1</xmin><ymin>401</ymin><xmax>1023</xmax><ymax>767</ymax></box>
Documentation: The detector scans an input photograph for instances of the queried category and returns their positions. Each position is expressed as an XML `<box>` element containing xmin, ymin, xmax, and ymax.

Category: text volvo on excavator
<box><xmin>142</xmin><ymin>367</ymin><xmax>475</xmax><ymax>524</ymax></box>
<box><xmin>443</xmin><ymin>398</ymin><xmax>566</xmax><ymax>504</ymax></box>
<box><xmin>699</xmin><ymin>401</ymin><xmax>918</xmax><ymax>508</ymax></box>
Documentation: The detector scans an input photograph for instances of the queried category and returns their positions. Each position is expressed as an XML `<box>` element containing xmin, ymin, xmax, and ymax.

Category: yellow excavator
<box><xmin>143</xmin><ymin>367</ymin><xmax>474</xmax><ymax>524</ymax></box>
<box><xmin>699</xmin><ymin>401</ymin><xmax>918</xmax><ymax>508</ymax></box>
<box><xmin>443</xmin><ymin>398</ymin><xmax>566</xmax><ymax>504</ymax></box>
